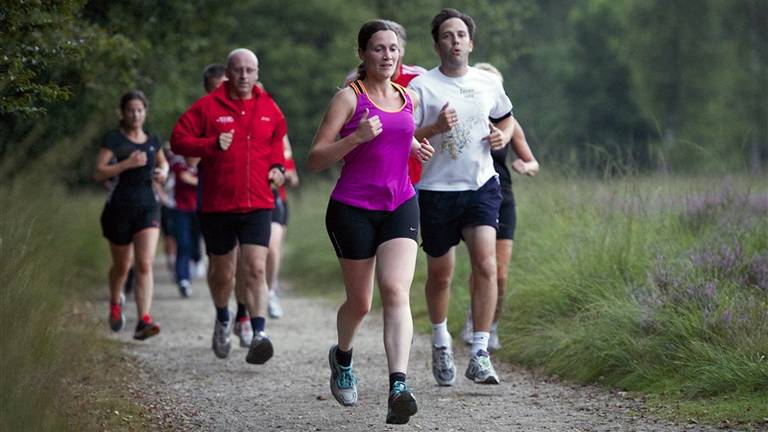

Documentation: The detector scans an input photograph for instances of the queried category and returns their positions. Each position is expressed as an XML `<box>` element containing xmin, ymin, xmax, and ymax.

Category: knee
<box><xmin>133</xmin><ymin>258</ymin><xmax>153</xmax><ymax>275</ymax></box>
<box><xmin>344</xmin><ymin>297</ymin><xmax>372</xmax><ymax>318</ymax></box>
<box><xmin>242</xmin><ymin>263</ymin><xmax>266</xmax><ymax>283</ymax></box>
<box><xmin>473</xmin><ymin>257</ymin><xmax>496</xmax><ymax>280</ymax></box>
<box><xmin>112</xmin><ymin>260</ymin><xmax>132</xmax><ymax>276</ymax></box>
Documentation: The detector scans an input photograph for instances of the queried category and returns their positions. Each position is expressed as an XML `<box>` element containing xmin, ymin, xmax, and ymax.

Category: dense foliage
<box><xmin>1</xmin><ymin>0</ymin><xmax>766</xmax><ymax>177</ymax></box>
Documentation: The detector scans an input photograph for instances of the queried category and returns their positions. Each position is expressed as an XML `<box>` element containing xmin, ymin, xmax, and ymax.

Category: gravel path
<box><xmin>110</xmin><ymin>267</ymin><xmax>720</xmax><ymax>431</ymax></box>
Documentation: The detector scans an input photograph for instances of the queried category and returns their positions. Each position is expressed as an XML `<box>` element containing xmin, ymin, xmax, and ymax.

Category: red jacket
<box><xmin>171</xmin><ymin>84</ymin><xmax>286</xmax><ymax>212</ymax></box>
<box><xmin>395</xmin><ymin>64</ymin><xmax>426</xmax><ymax>185</ymax></box>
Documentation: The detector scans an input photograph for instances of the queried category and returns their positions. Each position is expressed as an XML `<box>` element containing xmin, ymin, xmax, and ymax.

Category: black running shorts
<box><xmin>325</xmin><ymin>196</ymin><xmax>419</xmax><ymax>260</ymax></box>
<box><xmin>101</xmin><ymin>204</ymin><xmax>161</xmax><ymax>245</ymax></box>
<box><xmin>198</xmin><ymin>210</ymin><xmax>272</xmax><ymax>255</ymax></box>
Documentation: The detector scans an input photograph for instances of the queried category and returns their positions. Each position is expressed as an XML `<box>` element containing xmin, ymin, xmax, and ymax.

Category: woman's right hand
<box><xmin>353</xmin><ymin>108</ymin><xmax>382</xmax><ymax>143</ymax></box>
<box><xmin>126</xmin><ymin>150</ymin><xmax>148</xmax><ymax>168</ymax></box>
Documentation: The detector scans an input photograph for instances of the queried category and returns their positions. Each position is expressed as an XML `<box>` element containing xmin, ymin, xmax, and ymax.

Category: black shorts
<box><xmin>101</xmin><ymin>204</ymin><xmax>160</xmax><ymax>245</ymax></box>
<box><xmin>271</xmin><ymin>190</ymin><xmax>289</xmax><ymax>226</ymax></box>
<box><xmin>198</xmin><ymin>210</ymin><xmax>272</xmax><ymax>255</ymax></box>
<box><xmin>419</xmin><ymin>177</ymin><xmax>502</xmax><ymax>257</ymax></box>
<box><xmin>497</xmin><ymin>190</ymin><xmax>516</xmax><ymax>240</ymax></box>
<box><xmin>325</xmin><ymin>196</ymin><xmax>419</xmax><ymax>260</ymax></box>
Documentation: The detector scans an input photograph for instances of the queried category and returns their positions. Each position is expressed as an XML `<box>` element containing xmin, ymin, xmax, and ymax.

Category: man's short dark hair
<box><xmin>430</xmin><ymin>8</ymin><xmax>475</xmax><ymax>43</ymax></box>
<box><xmin>203</xmin><ymin>63</ymin><xmax>226</xmax><ymax>88</ymax></box>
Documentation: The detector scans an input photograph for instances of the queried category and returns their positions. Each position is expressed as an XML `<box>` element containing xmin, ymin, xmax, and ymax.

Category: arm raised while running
<box><xmin>93</xmin><ymin>148</ymin><xmax>146</xmax><ymax>182</ymax></box>
<box><xmin>508</xmin><ymin>118</ymin><xmax>539</xmax><ymax>176</ymax></box>
<box><xmin>308</xmin><ymin>87</ymin><xmax>381</xmax><ymax>172</ymax></box>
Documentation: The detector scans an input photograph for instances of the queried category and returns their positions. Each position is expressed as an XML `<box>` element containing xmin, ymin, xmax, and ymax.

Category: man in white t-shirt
<box><xmin>409</xmin><ymin>8</ymin><xmax>517</xmax><ymax>386</ymax></box>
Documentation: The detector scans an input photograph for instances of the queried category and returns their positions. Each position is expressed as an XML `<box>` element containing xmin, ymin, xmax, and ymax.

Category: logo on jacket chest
<box><xmin>216</xmin><ymin>116</ymin><xmax>235</xmax><ymax>124</ymax></box>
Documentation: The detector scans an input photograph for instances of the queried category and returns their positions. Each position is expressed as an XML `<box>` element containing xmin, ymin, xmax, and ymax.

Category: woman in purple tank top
<box><xmin>308</xmin><ymin>20</ymin><xmax>433</xmax><ymax>425</ymax></box>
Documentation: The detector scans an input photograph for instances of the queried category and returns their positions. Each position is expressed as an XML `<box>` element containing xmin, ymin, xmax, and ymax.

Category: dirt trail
<box><xmin>110</xmin><ymin>268</ymin><xmax>718</xmax><ymax>431</ymax></box>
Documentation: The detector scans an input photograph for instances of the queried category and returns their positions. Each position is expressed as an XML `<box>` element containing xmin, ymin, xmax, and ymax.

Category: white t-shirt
<box><xmin>409</xmin><ymin>67</ymin><xmax>513</xmax><ymax>191</ymax></box>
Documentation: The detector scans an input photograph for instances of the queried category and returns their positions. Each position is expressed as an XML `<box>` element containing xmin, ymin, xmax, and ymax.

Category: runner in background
<box><xmin>265</xmin><ymin>135</ymin><xmax>300</xmax><ymax>319</ymax></box>
<box><xmin>172</xmin><ymin>49</ymin><xmax>286</xmax><ymax>365</ymax></box>
<box><xmin>94</xmin><ymin>90</ymin><xmax>167</xmax><ymax>341</ymax></box>
<box><xmin>458</xmin><ymin>62</ymin><xmax>539</xmax><ymax>351</ymax></box>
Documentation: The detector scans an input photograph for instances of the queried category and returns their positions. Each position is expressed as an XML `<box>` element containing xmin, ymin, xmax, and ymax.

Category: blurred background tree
<box><xmin>1</xmin><ymin>0</ymin><xmax>765</xmax><ymax>184</ymax></box>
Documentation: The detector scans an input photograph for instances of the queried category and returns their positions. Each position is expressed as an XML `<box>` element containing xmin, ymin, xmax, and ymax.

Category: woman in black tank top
<box><xmin>94</xmin><ymin>90</ymin><xmax>168</xmax><ymax>341</ymax></box>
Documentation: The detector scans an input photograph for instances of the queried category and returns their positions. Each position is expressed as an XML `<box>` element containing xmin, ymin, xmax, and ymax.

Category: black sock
<box><xmin>335</xmin><ymin>347</ymin><xmax>353</xmax><ymax>367</ymax></box>
<box><xmin>216</xmin><ymin>307</ymin><xmax>229</xmax><ymax>324</ymax></box>
<box><xmin>389</xmin><ymin>372</ymin><xmax>406</xmax><ymax>390</ymax></box>
<box><xmin>251</xmin><ymin>316</ymin><xmax>266</xmax><ymax>333</ymax></box>
<box><xmin>236</xmin><ymin>303</ymin><xmax>248</xmax><ymax>320</ymax></box>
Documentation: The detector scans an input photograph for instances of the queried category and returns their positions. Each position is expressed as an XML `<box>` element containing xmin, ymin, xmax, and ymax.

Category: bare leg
<box><xmin>336</xmin><ymin>258</ymin><xmax>375</xmax><ymax>351</ymax></box>
<box><xmin>108</xmin><ymin>243</ymin><xmax>132</xmax><ymax>304</ymax></box>
<box><xmin>462</xmin><ymin>226</ymin><xmax>497</xmax><ymax>333</ymax></box>
<box><xmin>425</xmin><ymin>248</ymin><xmax>455</xmax><ymax>325</ymax></box>
<box><xmin>132</xmin><ymin>227</ymin><xmax>160</xmax><ymax>318</ymax></box>
<box><xmin>376</xmin><ymin>238</ymin><xmax>417</xmax><ymax>374</ymax></box>
<box><xmin>238</xmin><ymin>244</ymin><xmax>270</xmax><ymax>319</ymax></box>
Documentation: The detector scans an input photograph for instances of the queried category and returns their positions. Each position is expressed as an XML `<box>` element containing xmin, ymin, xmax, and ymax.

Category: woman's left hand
<box><xmin>412</xmin><ymin>138</ymin><xmax>434</xmax><ymax>162</ymax></box>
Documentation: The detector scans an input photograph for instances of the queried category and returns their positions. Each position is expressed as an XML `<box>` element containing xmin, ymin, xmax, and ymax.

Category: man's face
<box><xmin>226</xmin><ymin>53</ymin><xmax>259</xmax><ymax>97</ymax></box>
<box><xmin>434</xmin><ymin>17</ymin><xmax>473</xmax><ymax>68</ymax></box>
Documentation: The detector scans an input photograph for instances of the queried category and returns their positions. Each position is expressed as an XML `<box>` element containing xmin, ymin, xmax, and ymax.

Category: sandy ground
<box><xmin>108</xmin><ymin>267</ymin><xmax>722</xmax><ymax>431</ymax></box>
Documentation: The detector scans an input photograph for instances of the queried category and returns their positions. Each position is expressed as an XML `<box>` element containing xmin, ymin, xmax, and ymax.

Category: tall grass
<box><xmin>284</xmin><ymin>173</ymin><xmax>768</xmax><ymax>423</ymax></box>
<box><xmin>0</xmin><ymin>177</ymin><xmax>108</xmax><ymax>430</ymax></box>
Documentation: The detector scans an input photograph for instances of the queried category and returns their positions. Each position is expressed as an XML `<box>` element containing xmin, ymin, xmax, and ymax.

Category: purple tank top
<box><xmin>330</xmin><ymin>81</ymin><xmax>416</xmax><ymax>211</ymax></box>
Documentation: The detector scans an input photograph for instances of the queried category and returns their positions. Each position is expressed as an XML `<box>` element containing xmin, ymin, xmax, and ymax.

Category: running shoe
<box><xmin>431</xmin><ymin>345</ymin><xmax>456</xmax><ymax>386</ymax></box>
<box><xmin>488</xmin><ymin>328</ymin><xmax>501</xmax><ymax>352</ymax></box>
<box><xmin>133</xmin><ymin>318</ymin><xmax>160</xmax><ymax>341</ymax></box>
<box><xmin>109</xmin><ymin>303</ymin><xmax>125</xmax><ymax>332</ymax></box>
<box><xmin>245</xmin><ymin>331</ymin><xmax>274</xmax><ymax>364</ymax></box>
<box><xmin>461</xmin><ymin>309</ymin><xmax>473</xmax><ymax>346</ymax></box>
<box><xmin>386</xmin><ymin>381</ymin><xmax>418</xmax><ymax>424</ymax></box>
<box><xmin>465</xmin><ymin>350</ymin><xmax>500</xmax><ymax>384</ymax></box>
<box><xmin>212</xmin><ymin>318</ymin><xmax>232</xmax><ymax>359</ymax></box>
<box><xmin>178</xmin><ymin>279</ymin><xmax>192</xmax><ymax>298</ymax></box>
<box><xmin>267</xmin><ymin>290</ymin><xmax>284</xmax><ymax>319</ymax></box>
<box><xmin>233</xmin><ymin>316</ymin><xmax>253</xmax><ymax>348</ymax></box>
<box><xmin>328</xmin><ymin>345</ymin><xmax>358</xmax><ymax>406</ymax></box>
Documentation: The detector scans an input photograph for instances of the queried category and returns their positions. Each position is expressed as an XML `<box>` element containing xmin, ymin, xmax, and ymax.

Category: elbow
<box><xmin>307</xmin><ymin>157</ymin><xmax>323</xmax><ymax>173</ymax></box>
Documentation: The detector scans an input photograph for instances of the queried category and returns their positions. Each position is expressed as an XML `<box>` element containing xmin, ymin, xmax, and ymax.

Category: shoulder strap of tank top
<box><xmin>349</xmin><ymin>80</ymin><xmax>363</xmax><ymax>96</ymax></box>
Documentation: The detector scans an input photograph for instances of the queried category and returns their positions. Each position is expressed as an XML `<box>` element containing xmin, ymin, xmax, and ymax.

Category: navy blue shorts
<box><xmin>497</xmin><ymin>189</ymin><xmax>516</xmax><ymax>240</ymax></box>
<box><xmin>419</xmin><ymin>177</ymin><xmax>502</xmax><ymax>257</ymax></box>
<box><xmin>101</xmin><ymin>204</ymin><xmax>160</xmax><ymax>245</ymax></box>
<box><xmin>271</xmin><ymin>189</ymin><xmax>289</xmax><ymax>226</ymax></box>
<box><xmin>198</xmin><ymin>210</ymin><xmax>272</xmax><ymax>255</ymax></box>
<box><xmin>325</xmin><ymin>196</ymin><xmax>419</xmax><ymax>260</ymax></box>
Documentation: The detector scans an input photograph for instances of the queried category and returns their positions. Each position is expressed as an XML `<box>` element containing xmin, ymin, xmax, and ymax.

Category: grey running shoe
<box><xmin>386</xmin><ymin>381</ymin><xmax>418</xmax><ymax>424</ymax></box>
<box><xmin>461</xmin><ymin>309</ymin><xmax>473</xmax><ymax>346</ymax></box>
<box><xmin>268</xmin><ymin>290</ymin><xmax>284</xmax><ymax>319</ymax></box>
<box><xmin>246</xmin><ymin>331</ymin><xmax>274</xmax><ymax>364</ymax></box>
<box><xmin>431</xmin><ymin>345</ymin><xmax>456</xmax><ymax>386</ymax></box>
<box><xmin>465</xmin><ymin>350</ymin><xmax>500</xmax><ymax>384</ymax></box>
<box><xmin>109</xmin><ymin>303</ymin><xmax>125</xmax><ymax>332</ymax></box>
<box><xmin>233</xmin><ymin>317</ymin><xmax>253</xmax><ymax>348</ymax></box>
<box><xmin>328</xmin><ymin>345</ymin><xmax>358</xmax><ymax>406</ymax></box>
<box><xmin>212</xmin><ymin>318</ymin><xmax>232</xmax><ymax>359</ymax></box>
<box><xmin>488</xmin><ymin>328</ymin><xmax>501</xmax><ymax>352</ymax></box>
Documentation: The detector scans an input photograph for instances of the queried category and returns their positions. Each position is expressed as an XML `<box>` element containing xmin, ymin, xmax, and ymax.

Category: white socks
<box><xmin>431</xmin><ymin>319</ymin><xmax>452</xmax><ymax>348</ymax></box>
<box><xmin>471</xmin><ymin>331</ymin><xmax>490</xmax><ymax>356</ymax></box>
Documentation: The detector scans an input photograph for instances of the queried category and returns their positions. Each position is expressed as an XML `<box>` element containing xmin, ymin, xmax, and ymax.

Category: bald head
<box><xmin>225</xmin><ymin>48</ymin><xmax>259</xmax><ymax>99</ymax></box>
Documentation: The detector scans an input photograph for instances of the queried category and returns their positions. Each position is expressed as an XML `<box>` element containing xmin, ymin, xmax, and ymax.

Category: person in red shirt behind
<box><xmin>171</xmin><ymin>48</ymin><xmax>286</xmax><ymax>366</ymax></box>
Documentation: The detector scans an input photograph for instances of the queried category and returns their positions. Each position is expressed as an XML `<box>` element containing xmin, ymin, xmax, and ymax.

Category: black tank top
<box><xmin>491</xmin><ymin>145</ymin><xmax>512</xmax><ymax>195</ymax></box>
<box><xmin>102</xmin><ymin>129</ymin><xmax>160</xmax><ymax>207</ymax></box>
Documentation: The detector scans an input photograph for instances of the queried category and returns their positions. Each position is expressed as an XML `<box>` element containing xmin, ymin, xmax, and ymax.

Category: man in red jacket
<box><xmin>171</xmin><ymin>48</ymin><xmax>286</xmax><ymax>365</ymax></box>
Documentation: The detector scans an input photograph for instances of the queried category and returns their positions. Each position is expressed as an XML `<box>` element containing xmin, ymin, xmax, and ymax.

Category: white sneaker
<box><xmin>465</xmin><ymin>350</ymin><xmax>500</xmax><ymax>384</ymax></box>
<box><xmin>212</xmin><ymin>318</ymin><xmax>232</xmax><ymax>359</ymax></box>
<box><xmin>461</xmin><ymin>308</ymin><xmax>473</xmax><ymax>345</ymax></box>
<box><xmin>268</xmin><ymin>290</ymin><xmax>284</xmax><ymax>319</ymax></box>
<box><xmin>431</xmin><ymin>345</ymin><xmax>456</xmax><ymax>386</ymax></box>
<box><xmin>233</xmin><ymin>316</ymin><xmax>253</xmax><ymax>348</ymax></box>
